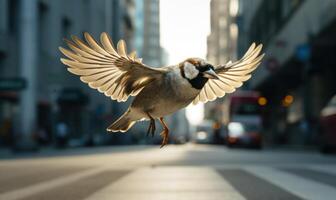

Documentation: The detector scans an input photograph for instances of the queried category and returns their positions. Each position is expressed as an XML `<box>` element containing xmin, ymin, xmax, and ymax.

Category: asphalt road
<box><xmin>1</xmin><ymin>144</ymin><xmax>336</xmax><ymax>200</ymax></box>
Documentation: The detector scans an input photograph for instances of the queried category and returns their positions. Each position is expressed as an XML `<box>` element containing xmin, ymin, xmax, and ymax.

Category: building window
<box><xmin>0</xmin><ymin>0</ymin><xmax>8</xmax><ymax>32</ymax></box>
<box><xmin>8</xmin><ymin>0</ymin><xmax>18</xmax><ymax>34</ymax></box>
<box><xmin>61</xmin><ymin>18</ymin><xmax>71</xmax><ymax>38</ymax></box>
<box><xmin>38</xmin><ymin>2</ymin><xmax>49</xmax><ymax>53</ymax></box>
<box><xmin>249</xmin><ymin>0</ymin><xmax>304</xmax><ymax>46</ymax></box>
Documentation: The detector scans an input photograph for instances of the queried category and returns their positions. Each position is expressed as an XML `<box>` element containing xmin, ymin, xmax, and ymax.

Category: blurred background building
<box><xmin>141</xmin><ymin>0</ymin><xmax>162</xmax><ymax>66</ymax></box>
<box><xmin>237</xmin><ymin>0</ymin><xmax>336</xmax><ymax>146</ymax></box>
<box><xmin>1</xmin><ymin>0</ymin><xmax>336</xmax><ymax>150</ymax></box>
<box><xmin>205</xmin><ymin>0</ymin><xmax>239</xmax><ymax>123</ymax></box>
<box><xmin>0</xmin><ymin>0</ymin><xmax>191</xmax><ymax>149</ymax></box>
<box><xmin>0</xmin><ymin>0</ymin><xmax>137</xmax><ymax>149</ymax></box>
<box><xmin>207</xmin><ymin>0</ymin><xmax>238</xmax><ymax>65</ymax></box>
<box><xmin>133</xmin><ymin>0</ymin><xmax>189</xmax><ymax>144</ymax></box>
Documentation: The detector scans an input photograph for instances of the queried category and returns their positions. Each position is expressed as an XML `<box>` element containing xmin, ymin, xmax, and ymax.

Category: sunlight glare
<box><xmin>160</xmin><ymin>0</ymin><xmax>211</xmax><ymax>125</ymax></box>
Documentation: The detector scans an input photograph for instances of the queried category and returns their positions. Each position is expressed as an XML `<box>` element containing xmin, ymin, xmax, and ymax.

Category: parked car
<box><xmin>192</xmin><ymin>120</ymin><xmax>214</xmax><ymax>144</ymax></box>
<box><xmin>226</xmin><ymin>121</ymin><xmax>262</xmax><ymax>149</ymax></box>
<box><xmin>319</xmin><ymin>95</ymin><xmax>336</xmax><ymax>153</ymax></box>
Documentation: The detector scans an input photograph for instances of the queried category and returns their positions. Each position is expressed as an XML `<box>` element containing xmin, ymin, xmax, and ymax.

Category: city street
<box><xmin>1</xmin><ymin>144</ymin><xmax>336</xmax><ymax>200</ymax></box>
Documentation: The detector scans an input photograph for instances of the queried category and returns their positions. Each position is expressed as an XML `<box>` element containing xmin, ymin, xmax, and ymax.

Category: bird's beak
<box><xmin>203</xmin><ymin>69</ymin><xmax>219</xmax><ymax>79</ymax></box>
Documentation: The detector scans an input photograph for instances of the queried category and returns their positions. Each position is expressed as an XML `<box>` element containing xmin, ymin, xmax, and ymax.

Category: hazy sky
<box><xmin>160</xmin><ymin>0</ymin><xmax>211</xmax><ymax>64</ymax></box>
<box><xmin>160</xmin><ymin>0</ymin><xmax>211</xmax><ymax>124</ymax></box>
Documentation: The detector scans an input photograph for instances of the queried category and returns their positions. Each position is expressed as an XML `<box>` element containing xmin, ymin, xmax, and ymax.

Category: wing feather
<box><xmin>71</xmin><ymin>35</ymin><xmax>111</xmax><ymax>60</ymax></box>
<box><xmin>65</xmin><ymin>39</ymin><xmax>108</xmax><ymax>61</ymax></box>
<box><xmin>100</xmin><ymin>32</ymin><xmax>119</xmax><ymax>55</ymax></box>
<box><xmin>128</xmin><ymin>51</ymin><xmax>137</xmax><ymax>60</ymax></box>
<box><xmin>84</xmin><ymin>32</ymin><xmax>111</xmax><ymax>57</ymax></box>
<box><xmin>60</xmin><ymin>32</ymin><xmax>165</xmax><ymax>102</ymax></box>
<box><xmin>117</xmin><ymin>40</ymin><xmax>127</xmax><ymax>57</ymax></box>
<box><xmin>206</xmin><ymin>83</ymin><xmax>217</xmax><ymax>101</ymax></box>
<box><xmin>193</xmin><ymin>43</ymin><xmax>264</xmax><ymax>104</ymax></box>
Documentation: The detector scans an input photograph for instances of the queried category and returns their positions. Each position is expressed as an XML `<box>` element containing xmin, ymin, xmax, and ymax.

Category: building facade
<box><xmin>0</xmin><ymin>0</ymin><xmax>135</xmax><ymax>148</ymax></box>
<box><xmin>238</xmin><ymin>0</ymin><xmax>336</xmax><ymax>145</ymax></box>
<box><xmin>207</xmin><ymin>0</ymin><xmax>239</xmax><ymax>65</ymax></box>
<box><xmin>141</xmin><ymin>0</ymin><xmax>162</xmax><ymax>67</ymax></box>
<box><xmin>206</xmin><ymin>0</ymin><xmax>239</xmax><ymax>122</ymax></box>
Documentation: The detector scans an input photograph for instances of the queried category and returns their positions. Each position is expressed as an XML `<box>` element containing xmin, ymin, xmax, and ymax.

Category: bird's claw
<box><xmin>146</xmin><ymin>118</ymin><xmax>156</xmax><ymax>137</ymax></box>
<box><xmin>160</xmin><ymin>129</ymin><xmax>169</xmax><ymax>148</ymax></box>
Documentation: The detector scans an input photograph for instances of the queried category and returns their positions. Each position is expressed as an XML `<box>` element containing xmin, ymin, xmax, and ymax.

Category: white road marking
<box><xmin>0</xmin><ymin>166</ymin><xmax>109</xmax><ymax>200</ymax></box>
<box><xmin>309</xmin><ymin>164</ymin><xmax>336</xmax><ymax>176</ymax></box>
<box><xmin>84</xmin><ymin>167</ymin><xmax>246</xmax><ymax>200</ymax></box>
<box><xmin>245</xmin><ymin>166</ymin><xmax>336</xmax><ymax>200</ymax></box>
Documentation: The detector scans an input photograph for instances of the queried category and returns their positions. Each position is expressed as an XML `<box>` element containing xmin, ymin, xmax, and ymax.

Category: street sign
<box><xmin>0</xmin><ymin>78</ymin><xmax>27</xmax><ymax>91</ymax></box>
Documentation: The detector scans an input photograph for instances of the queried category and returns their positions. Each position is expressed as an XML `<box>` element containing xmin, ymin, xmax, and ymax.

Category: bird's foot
<box><xmin>146</xmin><ymin>112</ymin><xmax>156</xmax><ymax>137</ymax></box>
<box><xmin>160</xmin><ymin>128</ymin><xmax>169</xmax><ymax>148</ymax></box>
<box><xmin>146</xmin><ymin>123</ymin><xmax>152</xmax><ymax>137</ymax></box>
<box><xmin>146</xmin><ymin>121</ymin><xmax>156</xmax><ymax>137</ymax></box>
<box><xmin>159</xmin><ymin>117</ymin><xmax>169</xmax><ymax>148</ymax></box>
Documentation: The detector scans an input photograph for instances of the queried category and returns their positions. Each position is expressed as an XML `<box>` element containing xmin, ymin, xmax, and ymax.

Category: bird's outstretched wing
<box><xmin>193</xmin><ymin>43</ymin><xmax>264</xmax><ymax>105</ymax></box>
<box><xmin>59</xmin><ymin>32</ymin><xmax>165</xmax><ymax>102</ymax></box>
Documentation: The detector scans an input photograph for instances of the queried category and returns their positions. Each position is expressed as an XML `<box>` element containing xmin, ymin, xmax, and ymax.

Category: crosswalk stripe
<box><xmin>3</xmin><ymin>165</ymin><xmax>336</xmax><ymax>200</ymax></box>
<box><xmin>309</xmin><ymin>165</ymin><xmax>336</xmax><ymax>176</ymax></box>
<box><xmin>22</xmin><ymin>170</ymin><xmax>129</xmax><ymax>200</ymax></box>
<box><xmin>0</xmin><ymin>166</ymin><xmax>110</xmax><ymax>200</ymax></box>
<box><xmin>217</xmin><ymin>169</ymin><xmax>301</xmax><ymax>200</ymax></box>
<box><xmin>0</xmin><ymin>165</ymin><xmax>90</xmax><ymax>194</ymax></box>
<box><xmin>244</xmin><ymin>166</ymin><xmax>336</xmax><ymax>200</ymax></box>
<box><xmin>281</xmin><ymin>168</ymin><xmax>336</xmax><ymax>188</ymax></box>
<box><xmin>84</xmin><ymin>167</ymin><xmax>246</xmax><ymax>200</ymax></box>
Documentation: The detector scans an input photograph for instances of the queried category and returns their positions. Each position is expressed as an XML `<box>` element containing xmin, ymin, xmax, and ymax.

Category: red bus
<box><xmin>224</xmin><ymin>91</ymin><xmax>264</xmax><ymax>149</ymax></box>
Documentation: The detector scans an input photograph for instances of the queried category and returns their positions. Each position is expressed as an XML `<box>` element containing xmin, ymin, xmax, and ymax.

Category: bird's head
<box><xmin>180</xmin><ymin>58</ymin><xmax>219</xmax><ymax>89</ymax></box>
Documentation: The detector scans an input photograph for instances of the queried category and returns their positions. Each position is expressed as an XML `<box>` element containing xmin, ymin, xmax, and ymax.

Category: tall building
<box><xmin>142</xmin><ymin>0</ymin><xmax>162</xmax><ymax>67</ymax></box>
<box><xmin>0</xmin><ymin>0</ymin><xmax>135</xmax><ymax>148</ymax></box>
<box><xmin>238</xmin><ymin>0</ymin><xmax>336</xmax><ymax>145</ymax></box>
<box><xmin>207</xmin><ymin>0</ymin><xmax>239</xmax><ymax>65</ymax></box>
<box><xmin>206</xmin><ymin>0</ymin><xmax>239</xmax><ymax>121</ymax></box>
<box><xmin>134</xmin><ymin>0</ymin><xmax>163</xmax><ymax>64</ymax></box>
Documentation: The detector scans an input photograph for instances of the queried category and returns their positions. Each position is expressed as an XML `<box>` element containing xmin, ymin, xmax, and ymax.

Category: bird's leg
<box><xmin>146</xmin><ymin>112</ymin><xmax>156</xmax><ymax>137</ymax></box>
<box><xmin>146</xmin><ymin>122</ymin><xmax>153</xmax><ymax>137</ymax></box>
<box><xmin>159</xmin><ymin>117</ymin><xmax>169</xmax><ymax>148</ymax></box>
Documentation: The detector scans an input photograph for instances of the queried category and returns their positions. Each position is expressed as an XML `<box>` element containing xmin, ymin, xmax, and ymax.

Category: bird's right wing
<box><xmin>193</xmin><ymin>43</ymin><xmax>264</xmax><ymax>105</ymax></box>
<box><xmin>59</xmin><ymin>32</ymin><xmax>166</xmax><ymax>102</ymax></box>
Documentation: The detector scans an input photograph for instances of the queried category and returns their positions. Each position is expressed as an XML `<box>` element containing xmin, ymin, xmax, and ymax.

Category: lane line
<box><xmin>245</xmin><ymin>166</ymin><xmax>336</xmax><ymax>200</ymax></box>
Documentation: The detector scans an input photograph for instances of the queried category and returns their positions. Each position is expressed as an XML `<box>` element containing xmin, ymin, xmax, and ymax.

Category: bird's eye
<box><xmin>203</xmin><ymin>64</ymin><xmax>214</xmax><ymax>71</ymax></box>
<box><xmin>207</xmin><ymin>64</ymin><xmax>214</xmax><ymax>70</ymax></box>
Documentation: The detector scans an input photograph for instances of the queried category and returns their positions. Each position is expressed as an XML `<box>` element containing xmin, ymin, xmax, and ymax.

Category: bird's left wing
<box><xmin>193</xmin><ymin>43</ymin><xmax>264</xmax><ymax>105</ymax></box>
<box><xmin>59</xmin><ymin>32</ymin><xmax>166</xmax><ymax>102</ymax></box>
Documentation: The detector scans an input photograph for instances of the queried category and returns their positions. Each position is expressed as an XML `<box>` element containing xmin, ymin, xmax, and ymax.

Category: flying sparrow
<box><xmin>59</xmin><ymin>32</ymin><xmax>264</xmax><ymax>147</ymax></box>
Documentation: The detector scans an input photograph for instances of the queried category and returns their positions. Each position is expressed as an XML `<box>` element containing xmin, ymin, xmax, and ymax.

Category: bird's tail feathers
<box><xmin>107</xmin><ymin>111</ymin><xmax>136</xmax><ymax>132</ymax></box>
